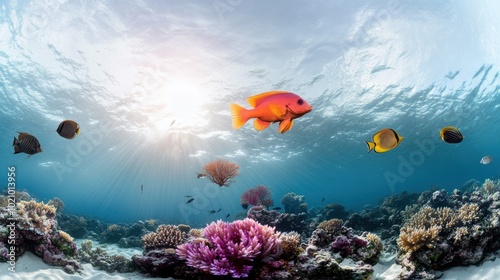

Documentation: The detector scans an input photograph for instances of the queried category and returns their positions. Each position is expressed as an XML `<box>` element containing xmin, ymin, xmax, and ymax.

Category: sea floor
<box><xmin>1</xmin><ymin>241</ymin><xmax>499</xmax><ymax>280</ymax></box>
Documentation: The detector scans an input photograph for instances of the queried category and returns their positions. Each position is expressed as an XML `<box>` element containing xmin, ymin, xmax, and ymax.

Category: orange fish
<box><xmin>230</xmin><ymin>91</ymin><xmax>312</xmax><ymax>133</ymax></box>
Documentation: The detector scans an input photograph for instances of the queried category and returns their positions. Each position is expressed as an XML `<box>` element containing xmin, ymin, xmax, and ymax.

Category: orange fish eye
<box><xmin>297</xmin><ymin>99</ymin><xmax>304</xmax><ymax>105</ymax></box>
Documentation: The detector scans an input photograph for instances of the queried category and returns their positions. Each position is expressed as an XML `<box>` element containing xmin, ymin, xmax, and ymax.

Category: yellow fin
<box><xmin>246</xmin><ymin>90</ymin><xmax>289</xmax><ymax>108</ymax></box>
<box><xmin>254</xmin><ymin>119</ymin><xmax>271</xmax><ymax>131</ymax></box>
<box><xmin>269</xmin><ymin>104</ymin><xmax>287</xmax><ymax>118</ymax></box>
<box><xmin>230</xmin><ymin>103</ymin><xmax>249</xmax><ymax>129</ymax></box>
<box><xmin>76</xmin><ymin>127</ymin><xmax>80</xmax><ymax>135</ymax></box>
<box><xmin>365</xmin><ymin>141</ymin><xmax>376</xmax><ymax>153</ymax></box>
<box><xmin>278</xmin><ymin>119</ymin><xmax>293</xmax><ymax>133</ymax></box>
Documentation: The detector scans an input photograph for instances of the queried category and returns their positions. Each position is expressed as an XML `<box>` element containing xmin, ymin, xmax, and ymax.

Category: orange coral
<box><xmin>201</xmin><ymin>159</ymin><xmax>239</xmax><ymax>187</ymax></box>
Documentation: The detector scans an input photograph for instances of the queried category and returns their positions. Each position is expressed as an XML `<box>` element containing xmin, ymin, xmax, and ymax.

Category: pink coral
<box><xmin>240</xmin><ymin>185</ymin><xmax>273</xmax><ymax>208</ymax></box>
<box><xmin>176</xmin><ymin>218</ymin><xmax>281</xmax><ymax>278</ymax></box>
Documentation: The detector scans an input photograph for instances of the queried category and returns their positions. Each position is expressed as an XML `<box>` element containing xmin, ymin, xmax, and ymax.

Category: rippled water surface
<box><xmin>1</xmin><ymin>1</ymin><xmax>499</xmax><ymax>226</ymax></box>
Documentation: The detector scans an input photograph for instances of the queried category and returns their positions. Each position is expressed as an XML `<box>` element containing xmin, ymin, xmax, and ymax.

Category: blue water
<box><xmin>1</xmin><ymin>1</ymin><xmax>499</xmax><ymax>227</ymax></box>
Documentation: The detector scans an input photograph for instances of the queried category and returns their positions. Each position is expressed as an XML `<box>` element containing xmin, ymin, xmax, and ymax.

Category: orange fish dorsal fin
<box><xmin>246</xmin><ymin>90</ymin><xmax>289</xmax><ymax>108</ymax></box>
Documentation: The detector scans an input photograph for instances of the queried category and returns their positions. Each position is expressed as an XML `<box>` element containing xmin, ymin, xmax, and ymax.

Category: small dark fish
<box><xmin>186</xmin><ymin>198</ymin><xmax>195</xmax><ymax>204</ymax></box>
<box><xmin>226</xmin><ymin>214</ymin><xmax>230</xmax><ymax>219</ymax></box>
<box><xmin>141</xmin><ymin>184</ymin><xmax>143</xmax><ymax>193</ymax></box>
<box><xmin>321</xmin><ymin>197</ymin><xmax>325</xmax><ymax>202</ymax></box>
<box><xmin>241</xmin><ymin>203</ymin><xmax>248</xmax><ymax>209</ymax></box>
<box><xmin>440</xmin><ymin>126</ymin><xmax>463</xmax><ymax>144</ymax></box>
<box><xmin>271</xmin><ymin>207</ymin><xmax>281</xmax><ymax>211</ymax></box>
<box><xmin>196</xmin><ymin>172</ymin><xmax>206</xmax><ymax>178</ymax></box>
<box><xmin>57</xmin><ymin>120</ymin><xmax>80</xmax><ymax>139</ymax></box>
<box><xmin>170</xmin><ymin>120</ymin><xmax>176</xmax><ymax>127</ymax></box>
<box><xmin>185</xmin><ymin>195</ymin><xmax>193</xmax><ymax>198</ymax></box>
<box><xmin>217</xmin><ymin>208</ymin><xmax>221</xmax><ymax>213</ymax></box>
<box><xmin>13</xmin><ymin>132</ymin><xmax>43</xmax><ymax>156</ymax></box>
<box><xmin>208</xmin><ymin>210</ymin><xmax>216</xmax><ymax>215</ymax></box>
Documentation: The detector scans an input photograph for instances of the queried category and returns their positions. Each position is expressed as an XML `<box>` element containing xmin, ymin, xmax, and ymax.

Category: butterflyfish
<box><xmin>13</xmin><ymin>132</ymin><xmax>43</xmax><ymax>156</ymax></box>
<box><xmin>57</xmin><ymin>120</ymin><xmax>80</xmax><ymax>139</ymax></box>
<box><xmin>480</xmin><ymin>156</ymin><xmax>493</xmax><ymax>165</ymax></box>
<box><xmin>440</xmin><ymin>126</ymin><xmax>463</xmax><ymax>143</ymax></box>
<box><xmin>366</xmin><ymin>128</ymin><xmax>404</xmax><ymax>153</ymax></box>
<box><xmin>230</xmin><ymin>91</ymin><xmax>312</xmax><ymax>134</ymax></box>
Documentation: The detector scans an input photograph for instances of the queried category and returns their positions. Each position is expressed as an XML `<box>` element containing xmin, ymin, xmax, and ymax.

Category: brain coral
<box><xmin>317</xmin><ymin>218</ymin><xmax>344</xmax><ymax>236</ymax></box>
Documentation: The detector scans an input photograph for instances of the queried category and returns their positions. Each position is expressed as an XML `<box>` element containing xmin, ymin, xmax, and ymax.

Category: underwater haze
<box><xmin>1</xmin><ymin>0</ymin><xmax>500</xmax><ymax>227</ymax></box>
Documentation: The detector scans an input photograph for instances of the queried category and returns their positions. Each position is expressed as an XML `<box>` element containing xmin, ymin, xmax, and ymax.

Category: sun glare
<box><xmin>148</xmin><ymin>78</ymin><xmax>210</xmax><ymax>133</ymax></box>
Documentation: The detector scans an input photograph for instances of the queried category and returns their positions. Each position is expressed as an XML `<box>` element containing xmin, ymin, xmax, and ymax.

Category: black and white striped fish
<box><xmin>13</xmin><ymin>132</ymin><xmax>43</xmax><ymax>156</ymax></box>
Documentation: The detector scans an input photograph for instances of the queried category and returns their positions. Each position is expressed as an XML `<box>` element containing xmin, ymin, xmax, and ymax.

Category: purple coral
<box><xmin>331</xmin><ymin>235</ymin><xmax>353</xmax><ymax>257</ymax></box>
<box><xmin>176</xmin><ymin>218</ymin><xmax>281</xmax><ymax>278</ymax></box>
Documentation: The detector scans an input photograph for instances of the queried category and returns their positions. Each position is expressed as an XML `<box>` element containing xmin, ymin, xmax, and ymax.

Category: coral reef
<box><xmin>78</xmin><ymin>240</ymin><xmax>136</xmax><ymax>273</ymax></box>
<box><xmin>317</xmin><ymin>218</ymin><xmax>344</xmax><ymax>236</ymax></box>
<box><xmin>52</xmin><ymin>230</ymin><xmax>77</xmax><ymax>257</ymax></box>
<box><xmin>101</xmin><ymin>224</ymin><xmax>128</xmax><ymax>243</ymax></box>
<box><xmin>280</xmin><ymin>192</ymin><xmax>307</xmax><ymax>214</ymax></box>
<box><xmin>142</xmin><ymin>224</ymin><xmax>185</xmax><ymax>251</ymax></box>
<box><xmin>297</xmin><ymin>250</ymin><xmax>374</xmax><ymax>280</ymax></box>
<box><xmin>240</xmin><ymin>185</ymin><xmax>274</xmax><ymax>209</ymax></box>
<box><xmin>396</xmin><ymin>178</ymin><xmax>500</xmax><ymax>279</ymax></box>
<box><xmin>247</xmin><ymin>205</ymin><xmax>309</xmax><ymax>235</ymax></box>
<box><xmin>318</xmin><ymin>202</ymin><xmax>350</xmax><ymax>221</ymax></box>
<box><xmin>16</xmin><ymin>200</ymin><xmax>56</xmax><ymax>238</ymax></box>
<box><xmin>0</xmin><ymin>199</ymin><xmax>83</xmax><ymax>273</ymax></box>
<box><xmin>48</xmin><ymin>197</ymin><xmax>65</xmax><ymax>212</ymax></box>
<box><xmin>307</xmin><ymin>219</ymin><xmax>383</xmax><ymax>265</ymax></box>
<box><xmin>346</xmin><ymin>191</ymin><xmax>420</xmax><ymax>240</ymax></box>
<box><xmin>176</xmin><ymin>218</ymin><xmax>281</xmax><ymax>278</ymax></box>
<box><xmin>132</xmin><ymin>248</ymin><xmax>190</xmax><ymax>278</ymax></box>
<box><xmin>201</xmin><ymin>158</ymin><xmax>240</xmax><ymax>187</ymax></box>
<box><xmin>279</xmin><ymin>231</ymin><xmax>302</xmax><ymax>260</ymax></box>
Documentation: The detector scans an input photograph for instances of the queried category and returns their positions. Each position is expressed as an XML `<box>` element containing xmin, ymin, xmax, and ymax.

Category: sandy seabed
<box><xmin>1</xmin><ymin>244</ymin><xmax>500</xmax><ymax>280</ymax></box>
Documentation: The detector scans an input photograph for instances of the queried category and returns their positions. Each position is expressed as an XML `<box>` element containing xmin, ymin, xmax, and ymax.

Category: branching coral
<box><xmin>482</xmin><ymin>178</ymin><xmax>499</xmax><ymax>196</ymax></box>
<box><xmin>58</xmin><ymin>230</ymin><xmax>74</xmax><ymax>243</ymax></box>
<box><xmin>457</xmin><ymin>203</ymin><xmax>480</xmax><ymax>224</ymax></box>
<box><xmin>142</xmin><ymin>225</ymin><xmax>185</xmax><ymax>251</ymax></box>
<box><xmin>453</xmin><ymin>227</ymin><xmax>469</xmax><ymax>243</ymax></box>
<box><xmin>398</xmin><ymin>225</ymin><xmax>442</xmax><ymax>253</ymax></box>
<box><xmin>397</xmin><ymin>204</ymin><xmax>480</xmax><ymax>254</ymax></box>
<box><xmin>201</xmin><ymin>158</ymin><xmax>239</xmax><ymax>187</ymax></box>
<box><xmin>317</xmin><ymin>218</ymin><xmax>343</xmax><ymax>236</ymax></box>
<box><xmin>240</xmin><ymin>185</ymin><xmax>273</xmax><ymax>208</ymax></box>
<box><xmin>397</xmin><ymin>206</ymin><xmax>450</xmax><ymax>253</ymax></box>
<box><xmin>366</xmin><ymin>233</ymin><xmax>383</xmax><ymax>253</ymax></box>
<box><xmin>176</xmin><ymin>218</ymin><xmax>281</xmax><ymax>278</ymax></box>
<box><xmin>16</xmin><ymin>200</ymin><xmax>56</xmax><ymax>237</ymax></box>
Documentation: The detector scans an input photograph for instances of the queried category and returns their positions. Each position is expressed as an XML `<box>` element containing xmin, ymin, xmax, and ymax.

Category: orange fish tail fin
<box><xmin>365</xmin><ymin>141</ymin><xmax>376</xmax><ymax>153</ymax></box>
<box><xmin>230</xmin><ymin>103</ymin><xmax>249</xmax><ymax>129</ymax></box>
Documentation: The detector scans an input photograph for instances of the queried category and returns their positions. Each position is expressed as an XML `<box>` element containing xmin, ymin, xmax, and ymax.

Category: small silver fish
<box><xmin>480</xmin><ymin>156</ymin><xmax>493</xmax><ymax>165</ymax></box>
